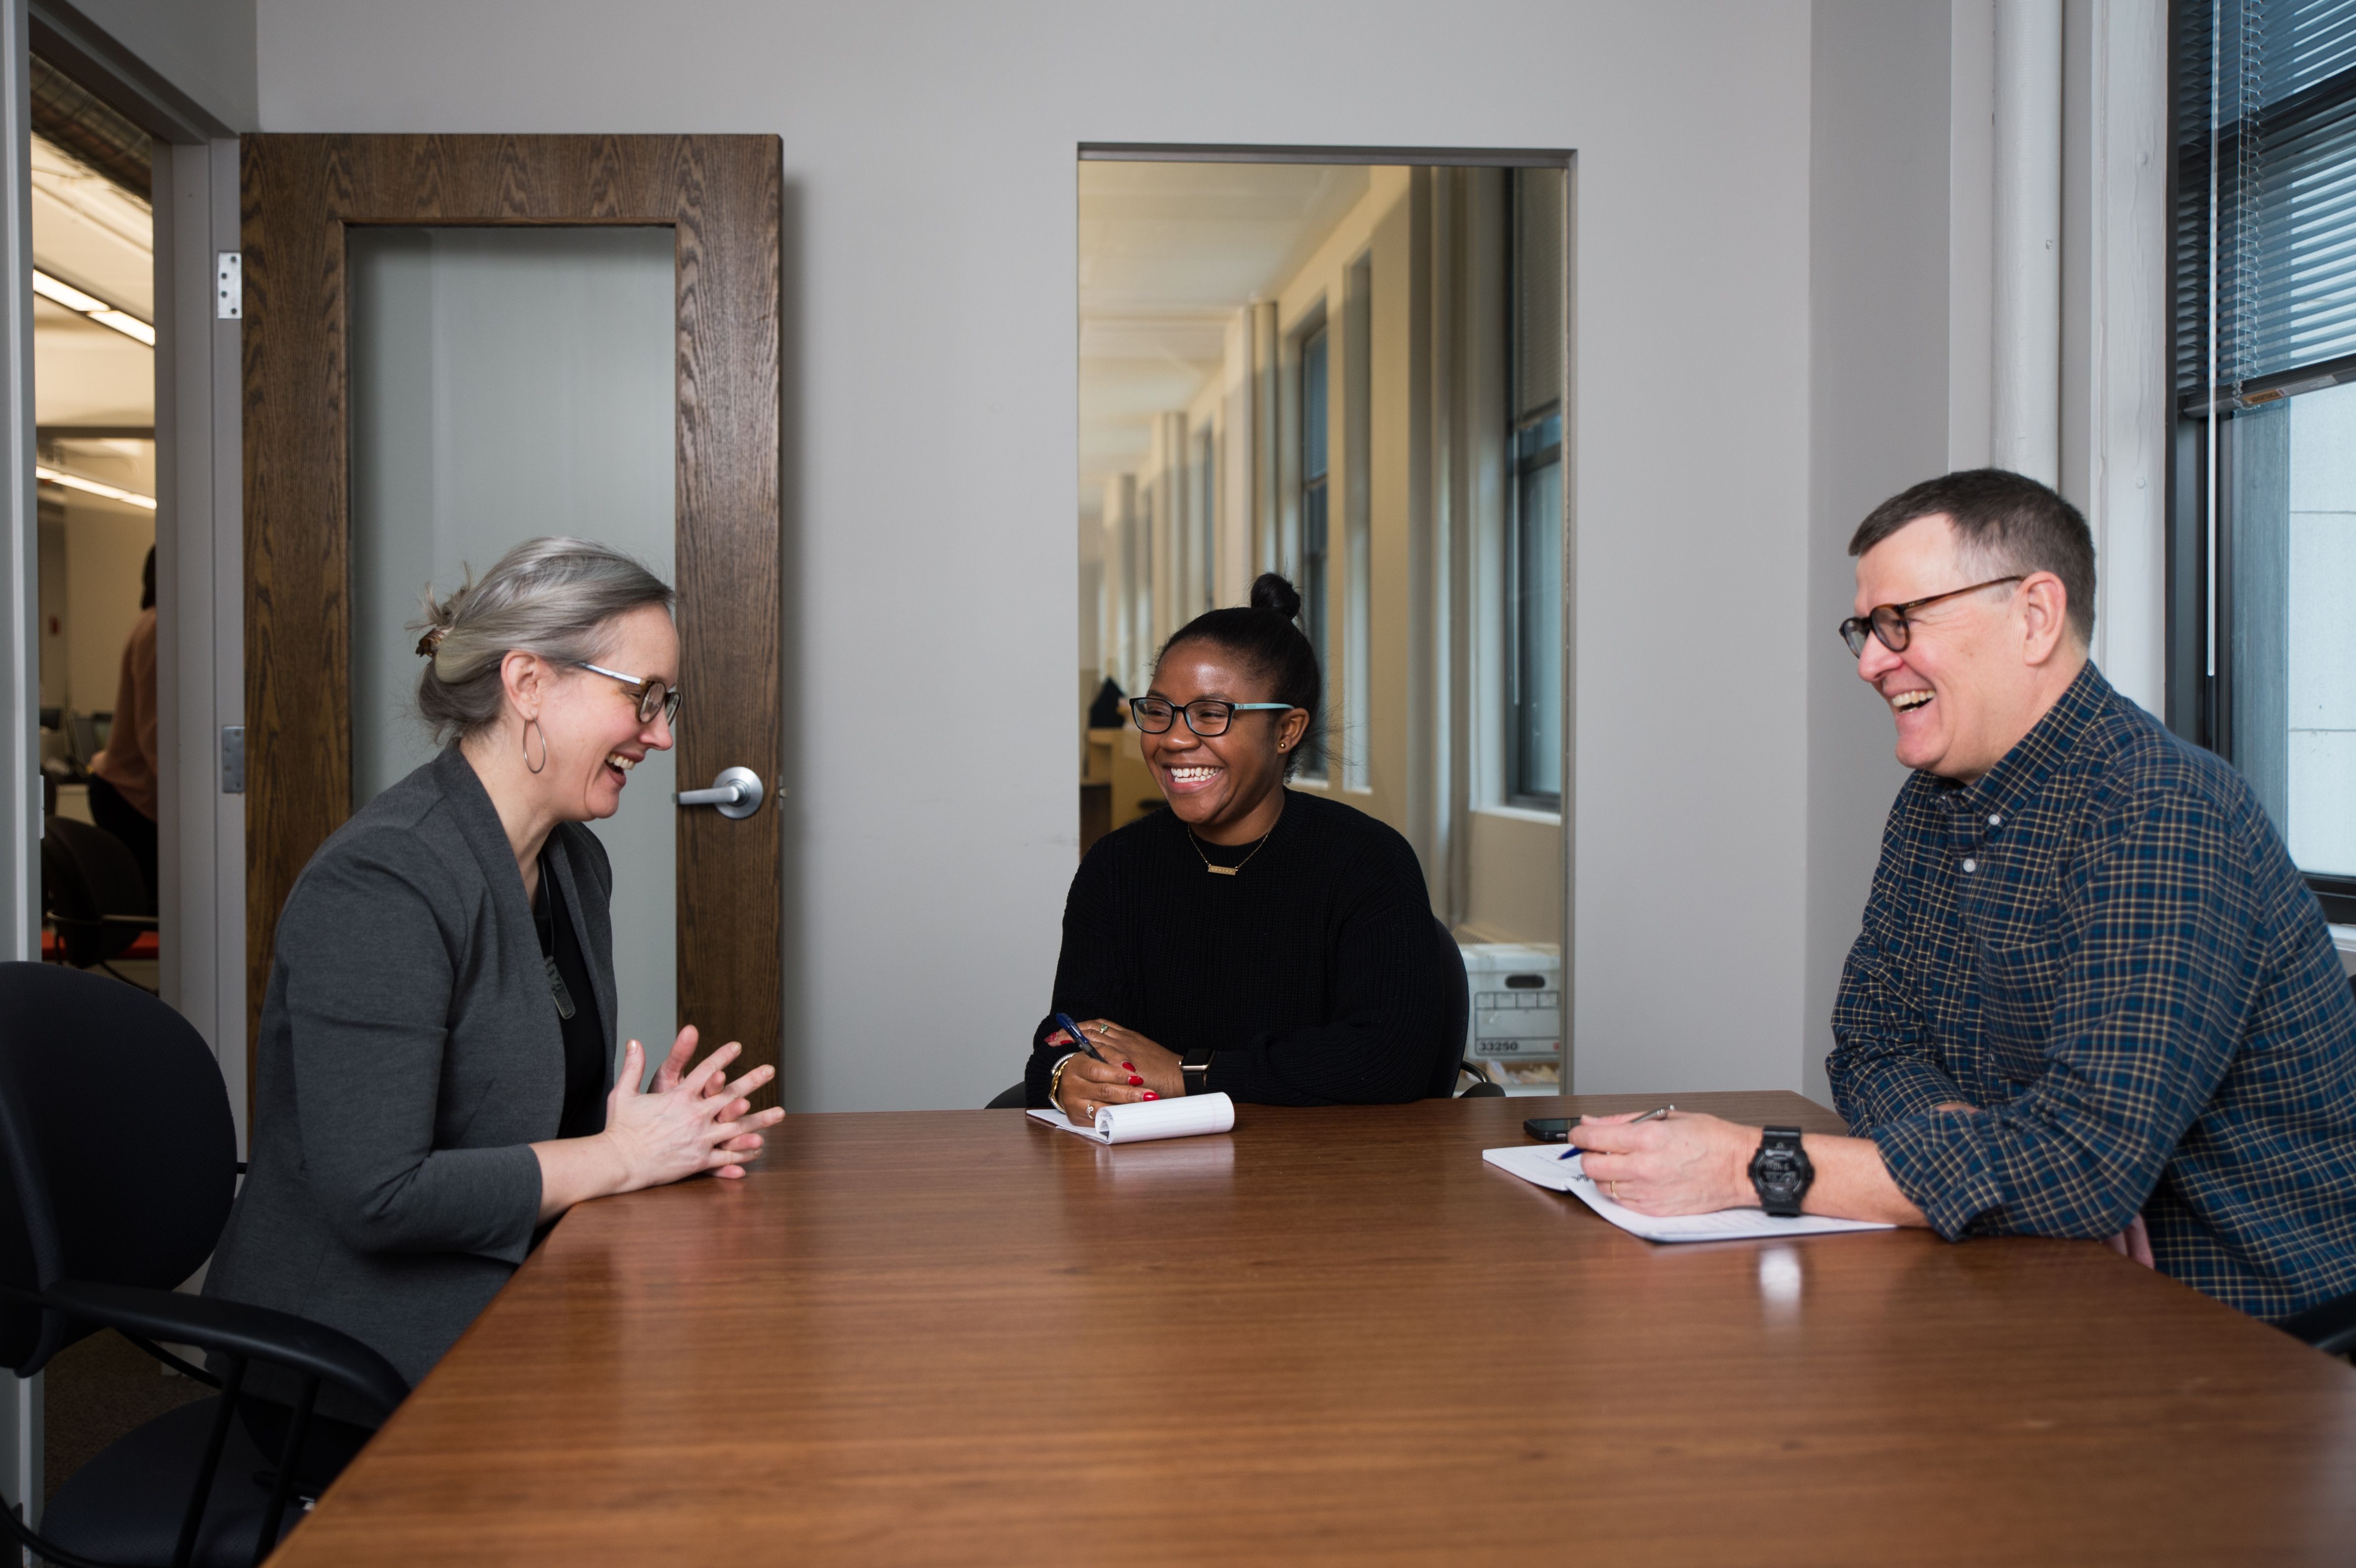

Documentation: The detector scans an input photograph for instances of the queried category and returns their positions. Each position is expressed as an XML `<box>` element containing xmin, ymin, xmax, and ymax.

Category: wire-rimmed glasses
<box><xmin>1838</xmin><ymin>576</ymin><xmax>2022</xmax><ymax>658</ymax></box>
<box><xmin>576</xmin><ymin>661</ymin><xmax>681</xmax><ymax>725</ymax></box>
<box><xmin>1129</xmin><ymin>697</ymin><xmax>1293</xmax><ymax>737</ymax></box>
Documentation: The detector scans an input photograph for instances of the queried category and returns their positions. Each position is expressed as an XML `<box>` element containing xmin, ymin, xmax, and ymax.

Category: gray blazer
<box><xmin>205</xmin><ymin>745</ymin><xmax>616</xmax><ymax>1420</ymax></box>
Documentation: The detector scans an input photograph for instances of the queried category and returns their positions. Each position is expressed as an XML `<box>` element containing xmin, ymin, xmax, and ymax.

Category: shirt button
<box><xmin>1988</xmin><ymin>814</ymin><xmax>2002</xmax><ymax>827</ymax></box>
<box><xmin>1961</xmin><ymin>858</ymin><xmax>1978</xmax><ymax>873</ymax></box>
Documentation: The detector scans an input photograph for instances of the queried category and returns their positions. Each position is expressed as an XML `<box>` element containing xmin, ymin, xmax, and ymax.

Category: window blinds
<box><xmin>2176</xmin><ymin>0</ymin><xmax>2356</xmax><ymax>408</ymax></box>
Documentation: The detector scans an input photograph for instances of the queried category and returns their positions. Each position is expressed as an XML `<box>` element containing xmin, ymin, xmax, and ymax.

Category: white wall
<box><xmin>63</xmin><ymin>0</ymin><xmax>257</xmax><ymax>131</ymax></box>
<box><xmin>251</xmin><ymin>0</ymin><xmax>1820</xmax><ymax>1107</ymax></box>
<box><xmin>1805</xmin><ymin>0</ymin><xmax>1955</xmax><ymax>1105</ymax></box>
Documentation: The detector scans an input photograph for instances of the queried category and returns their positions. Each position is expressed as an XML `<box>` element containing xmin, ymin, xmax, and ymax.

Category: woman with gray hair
<box><xmin>203</xmin><ymin>536</ymin><xmax>780</xmax><ymax>1492</ymax></box>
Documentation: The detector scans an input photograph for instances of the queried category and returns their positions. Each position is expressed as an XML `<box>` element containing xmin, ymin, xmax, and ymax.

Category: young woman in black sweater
<box><xmin>1028</xmin><ymin>573</ymin><xmax>1454</xmax><ymax>1121</ymax></box>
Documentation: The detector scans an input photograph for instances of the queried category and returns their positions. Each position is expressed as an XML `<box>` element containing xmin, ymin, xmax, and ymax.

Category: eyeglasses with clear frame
<box><xmin>1129</xmin><ymin>696</ymin><xmax>1294</xmax><ymax>737</ymax></box>
<box><xmin>575</xmin><ymin>661</ymin><xmax>681</xmax><ymax>725</ymax></box>
<box><xmin>1838</xmin><ymin>576</ymin><xmax>2022</xmax><ymax>658</ymax></box>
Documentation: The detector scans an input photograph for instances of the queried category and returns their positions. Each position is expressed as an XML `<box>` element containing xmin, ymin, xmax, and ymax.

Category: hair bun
<box><xmin>1250</xmin><ymin>572</ymin><xmax>1303</xmax><ymax>622</ymax></box>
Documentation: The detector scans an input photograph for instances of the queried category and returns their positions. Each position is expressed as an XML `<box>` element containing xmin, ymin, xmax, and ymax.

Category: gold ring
<box><xmin>1099</xmin><ymin>1023</ymin><xmax>1113</xmax><ymax>1036</ymax></box>
<box><xmin>1609</xmin><ymin>1181</ymin><xmax>1620</xmax><ymax>1200</ymax></box>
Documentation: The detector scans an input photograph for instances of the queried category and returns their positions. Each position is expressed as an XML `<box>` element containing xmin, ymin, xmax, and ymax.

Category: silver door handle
<box><xmin>676</xmin><ymin>765</ymin><xmax>764</xmax><ymax>819</ymax></box>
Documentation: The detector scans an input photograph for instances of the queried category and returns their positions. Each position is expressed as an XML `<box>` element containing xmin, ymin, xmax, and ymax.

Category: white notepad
<box><xmin>1027</xmin><ymin>1092</ymin><xmax>1236</xmax><ymax>1144</ymax></box>
<box><xmin>1482</xmin><ymin>1144</ymin><xmax>1894</xmax><ymax>1243</ymax></box>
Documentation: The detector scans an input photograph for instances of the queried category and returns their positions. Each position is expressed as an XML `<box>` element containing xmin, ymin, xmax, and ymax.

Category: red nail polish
<box><xmin>1141</xmin><ymin>1092</ymin><xmax>1159</xmax><ymax>1100</ymax></box>
<box><xmin>1128</xmin><ymin>1075</ymin><xmax>1144</xmax><ymax>1086</ymax></box>
<box><xmin>1121</xmin><ymin>1061</ymin><xmax>1135</xmax><ymax>1070</ymax></box>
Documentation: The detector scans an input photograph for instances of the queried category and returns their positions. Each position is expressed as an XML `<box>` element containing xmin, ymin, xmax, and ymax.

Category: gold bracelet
<box><xmin>1046</xmin><ymin>1051</ymin><xmax>1079</xmax><ymax>1110</ymax></box>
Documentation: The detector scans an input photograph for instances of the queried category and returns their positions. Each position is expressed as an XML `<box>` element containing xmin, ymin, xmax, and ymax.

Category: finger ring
<box><xmin>1098</xmin><ymin>1023</ymin><xmax>1112</xmax><ymax>1036</ymax></box>
<box><xmin>1609</xmin><ymin>1181</ymin><xmax>1620</xmax><ymax>1200</ymax></box>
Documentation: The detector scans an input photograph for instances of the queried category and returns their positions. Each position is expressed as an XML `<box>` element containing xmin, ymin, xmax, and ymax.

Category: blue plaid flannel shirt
<box><xmin>1828</xmin><ymin>663</ymin><xmax>2356</xmax><ymax>1321</ymax></box>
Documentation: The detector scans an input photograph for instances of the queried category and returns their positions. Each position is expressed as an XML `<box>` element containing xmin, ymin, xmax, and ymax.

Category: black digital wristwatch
<box><xmin>1748</xmin><ymin>1126</ymin><xmax>1814</xmax><ymax>1217</ymax></box>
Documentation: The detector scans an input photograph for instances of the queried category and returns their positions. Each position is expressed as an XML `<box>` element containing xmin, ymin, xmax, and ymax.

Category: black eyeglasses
<box><xmin>576</xmin><ymin>661</ymin><xmax>681</xmax><ymax>725</ymax></box>
<box><xmin>1130</xmin><ymin>697</ymin><xmax>1293</xmax><ymax>737</ymax></box>
<box><xmin>1838</xmin><ymin>576</ymin><xmax>2022</xmax><ymax>658</ymax></box>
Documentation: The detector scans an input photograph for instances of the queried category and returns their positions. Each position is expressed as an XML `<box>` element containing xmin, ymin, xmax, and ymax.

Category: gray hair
<box><xmin>410</xmin><ymin>536</ymin><xmax>674</xmax><ymax>744</ymax></box>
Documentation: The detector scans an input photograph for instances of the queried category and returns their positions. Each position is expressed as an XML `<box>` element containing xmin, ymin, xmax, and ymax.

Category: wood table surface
<box><xmin>274</xmin><ymin>1093</ymin><xmax>2356</xmax><ymax>1566</ymax></box>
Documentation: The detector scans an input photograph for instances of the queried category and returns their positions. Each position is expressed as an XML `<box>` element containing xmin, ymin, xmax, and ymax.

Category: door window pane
<box><xmin>348</xmin><ymin>226</ymin><xmax>678</xmax><ymax>1053</ymax></box>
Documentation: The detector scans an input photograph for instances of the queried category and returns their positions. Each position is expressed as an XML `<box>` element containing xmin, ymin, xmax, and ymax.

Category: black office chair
<box><xmin>2280</xmin><ymin>1291</ymin><xmax>2356</xmax><ymax>1359</ymax></box>
<box><xmin>1431</xmin><ymin>917</ymin><xmax>1504</xmax><ymax>1098</ymax></box>
<box><xmin>983</xmin><ymin>919</ymin><xmax>1503</xmax><ymax>1107</ymax></box>
<box><xmin>0</xmin><ymin>962</ymin><xmax>409</xmax><ymax>1568</ymax></box>
<box><xmin>41</xmin><ymin>815</ymin><xmax>158</xmax><ymax>985</ymax></box>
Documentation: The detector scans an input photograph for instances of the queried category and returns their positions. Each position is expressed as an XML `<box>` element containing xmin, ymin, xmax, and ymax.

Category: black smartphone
<box><xmin>1523</xmin><ymin>1117</ymin><xmax>1569</xmax><ymax>1142</ymax></box>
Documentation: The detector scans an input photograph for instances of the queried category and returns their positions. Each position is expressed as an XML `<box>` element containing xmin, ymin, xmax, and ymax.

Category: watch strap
<box><xmin>1180</xmin><ymin>1045</ymin><xmax>1214</xmax><ymax>1094</ymax></box>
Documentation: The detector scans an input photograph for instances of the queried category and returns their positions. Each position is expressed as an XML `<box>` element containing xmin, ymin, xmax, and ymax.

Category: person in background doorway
<box><xmin>204</xmin><ymin>536</ymin><xmax>782</xmax><ymax>1494</ymax></box>
<box><xmin>1025</xmin><ymin>572</ymin><xmax>1456</xmax><ymax>1120</ymax></box>
<box><xmin>86</xmin><ymin>545</ymin><xmax>158</xmax><ymax>903</ymax></box>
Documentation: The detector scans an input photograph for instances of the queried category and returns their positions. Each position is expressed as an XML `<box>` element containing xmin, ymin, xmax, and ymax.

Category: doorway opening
<box><xmin>1075</xmin><ymin>144</ymin><xmax>1572</xmax><ymax>1091</ymax></box>
<box><xmin>31</xmin><ymin>56</ymin><xmax>159</xmax><ymax>992</ymax></box>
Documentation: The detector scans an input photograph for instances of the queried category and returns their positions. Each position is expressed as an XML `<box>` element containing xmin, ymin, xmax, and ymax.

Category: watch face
<box><xmin>1756</xmin><ymin>1150</ymin><xmax>1805</xmax><ymax>1201</ymax></box>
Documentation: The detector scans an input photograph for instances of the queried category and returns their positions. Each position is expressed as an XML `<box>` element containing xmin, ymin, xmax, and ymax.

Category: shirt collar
<box><xmin>1927</xmin><ymin>661</ymin><xmax>2110</xmax><ymax>817</ymax></box>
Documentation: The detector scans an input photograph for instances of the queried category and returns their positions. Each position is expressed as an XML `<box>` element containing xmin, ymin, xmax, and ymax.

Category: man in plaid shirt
<box><xmin>1573</xmin><ymin>469</ymin><xmax>2356</xmax><ymax>1322</ymax></box>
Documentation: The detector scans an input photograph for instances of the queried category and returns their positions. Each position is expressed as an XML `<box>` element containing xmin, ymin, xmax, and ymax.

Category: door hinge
<box><xmin>216</xmin><ymin>252</ymin><xmax>241</xmax><ymax>320</ymax></box>
<box><xmin>221</xmin><ymin>725</ymin><xmax>245</xmax><ymax>793</ymax></box>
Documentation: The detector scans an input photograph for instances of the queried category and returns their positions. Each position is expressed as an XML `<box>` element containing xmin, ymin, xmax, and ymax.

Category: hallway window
<box><xmin>1509</xmin><ymin>169</ymin><xmax>1565</xmax><ymax>806</ymax></box>
<box><xmin>1197</xmin><ymin>423</ymin><xmax>1217</xmax><ymax>614</ymax></box>
<box><xmin>1299</xmin><ymin>320</ymin><xmax>1331</xmax><ymax>779</ymax></box>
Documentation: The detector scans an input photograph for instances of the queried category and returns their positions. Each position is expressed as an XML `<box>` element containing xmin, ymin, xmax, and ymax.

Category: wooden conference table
<box><xmin>275</xmin><ymin>1093</ymin><xmax>2356</xmax><ymax>1565</ymax></box>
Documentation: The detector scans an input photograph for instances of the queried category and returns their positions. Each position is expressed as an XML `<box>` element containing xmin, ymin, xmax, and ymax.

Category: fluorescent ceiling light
<box><xmin>37</xmin><ymin>465</ymin><xmax>155</xmax><ymax>510</ymax></box>
<box><xmin>31</xmin><ymin>268</ymin><xmax>152</xmax><ymax>346</ymax></box>
<box><xmin>88</xmin><ymin>309</ymin><xmax>154</xmax><ymax>346</ymax></box>
<box><xmin>30</xmin><ymin>269</ymin><xmax>105</xmax><ymax>312</ymax></box>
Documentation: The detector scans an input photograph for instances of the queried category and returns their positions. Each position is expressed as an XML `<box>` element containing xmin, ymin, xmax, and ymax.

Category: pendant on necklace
<box><xmin>1205</xmin><ymin>864</ymin><xmax>1238</xmax><ymax>876</ymax></box>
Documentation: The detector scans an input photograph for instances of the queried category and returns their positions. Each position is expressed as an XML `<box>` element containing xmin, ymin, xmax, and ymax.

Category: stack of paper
<box><xmin>1482</xmin><ymin>1144</ymin><xmax>1894</xmax><ymax>1243</ymax></box>
<box><xmin>1028</xmin><ymin>1092</ymin><xmax>1236</xmax><ymax>1145</ymax></box>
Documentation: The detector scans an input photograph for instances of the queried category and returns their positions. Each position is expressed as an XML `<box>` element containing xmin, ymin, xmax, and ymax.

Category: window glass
<box><xmin>1514</xmin><ymin>414</ymin><xmax>1564</xmax><ymax>800</ymax></box>
<box><xmin>1508</xmin><ymin>164</ymin><xmax>1566</xmax><ymax>807</ymax></box>
<box><xmin>2173</xmin><ymin>0</ymin><xmax>2356</xmax><ymax>905</ymax></box>
<box><xmin>1299</xmin><ymin>323</ymin><xmax>1331</xmax><ymax>778</ymax></box>
<box><xmin>1197</xmin><ymin>424</ymin><xmax>1216</xmax><ymax>614</ymax></box>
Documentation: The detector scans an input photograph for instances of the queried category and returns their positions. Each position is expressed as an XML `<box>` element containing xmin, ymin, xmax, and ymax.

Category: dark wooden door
<box><xmin>242</xmin><ymin>135</ymin><xmax>782</xmax><ymax>1109</ymax></box>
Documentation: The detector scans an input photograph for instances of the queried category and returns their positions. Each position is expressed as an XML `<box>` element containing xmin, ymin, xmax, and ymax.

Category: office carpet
<box><xmin>43</xmin><ymin>1329</ymin><xmax>212</xmax><ymax>1504</ymax></box>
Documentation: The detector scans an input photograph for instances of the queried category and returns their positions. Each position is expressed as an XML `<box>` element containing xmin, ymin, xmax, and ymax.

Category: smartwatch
<box><xmin>1180</xmin><ymin>1045</ymin><xmax>1214</xmax><ymax>1094</ymax></box>
<box><xmin>1748</xmin><ymin>1126</ymin><xmax>1814</xmax><ymax>1218</ymax></box>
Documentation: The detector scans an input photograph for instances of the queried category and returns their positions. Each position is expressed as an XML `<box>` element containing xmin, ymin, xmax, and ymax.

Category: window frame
<box><xmin>2167</xmin><ymin>0</ymin><xmax>2356</xmax><ymax>921</ymax></box>
<box><xmin>1296</xmin><ymin>315</ymin><xmax>1332</xmax><ymax>781</ymax></box>
<box><xmin>1503</xmin><ymin>169</ymin><xmax>1565</xmax><ymax>811</ymax></box>
<box><xmin>1505</xmin><ymin>409</ymin><xmax>1564</xmax><ymax>808</ymax></box>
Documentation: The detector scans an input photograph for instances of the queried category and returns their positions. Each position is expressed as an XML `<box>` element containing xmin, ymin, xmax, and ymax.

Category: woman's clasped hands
<box><xmin>534</xmin><ymin>1024</ymin><xmax>784</xmax><ymax>1220</ymax></box>
<box><xmin>1044</xmin><ymin>1018</ymin><xmax>1182</xmax><ymax>1122</ymax></box>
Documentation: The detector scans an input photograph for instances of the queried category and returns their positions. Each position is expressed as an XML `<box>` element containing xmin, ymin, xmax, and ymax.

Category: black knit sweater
<box><xmin>1025</xmin><ymin>789</ymin><xmax>1452</xmax><ymax>1107</ymax></box>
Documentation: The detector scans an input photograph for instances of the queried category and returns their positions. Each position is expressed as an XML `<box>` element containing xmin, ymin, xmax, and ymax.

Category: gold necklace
<box><xmin>1189</xmin><ymin>807</ymin><xmax>1279</xmax><ymax>876</ymax></box>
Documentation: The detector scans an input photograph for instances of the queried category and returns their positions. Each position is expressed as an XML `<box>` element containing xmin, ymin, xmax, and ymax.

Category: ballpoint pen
<box><xmin>1560</xmin><ymin>1104</ymin><xmax>1675</xmax><ymax>1160</ymax></box>
<box><xmin>1053</xmin><ymin>1012</ymin><xmax>1109</xmax><ymax>1064</ymax></box>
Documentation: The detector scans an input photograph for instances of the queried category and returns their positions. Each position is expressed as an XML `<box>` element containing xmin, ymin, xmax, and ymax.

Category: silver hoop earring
<box><xmin>523</xmin><ymin>718</ymin><xmax>548</xmax><ymax>775</ymax></box>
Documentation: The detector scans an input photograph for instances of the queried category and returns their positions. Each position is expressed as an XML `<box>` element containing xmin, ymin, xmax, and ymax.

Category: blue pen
<box><xmin>1560</xmin><ymin>1104</ymin><xmax>1674</xmax><ymax>1159</ymax></box>
<box><xmin>1053</xmin><ymin>1012</ymin><xmax>1109</xmax><ymax>1064</ymax></box>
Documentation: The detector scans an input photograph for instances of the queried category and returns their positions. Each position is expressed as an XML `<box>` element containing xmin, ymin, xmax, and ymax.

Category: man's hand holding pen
<box><xmin>1569</xmin><ymin>1107</ymin><xmax>1752</xmax><ymax>1214</ymax></box>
